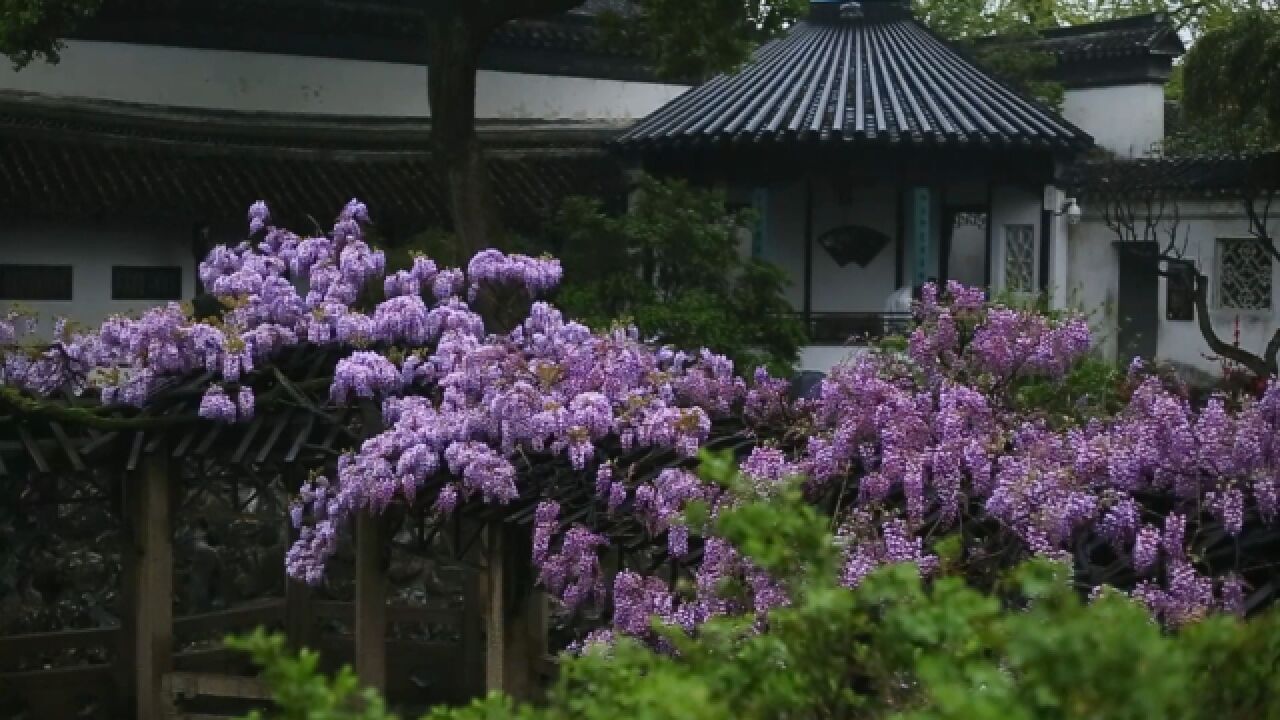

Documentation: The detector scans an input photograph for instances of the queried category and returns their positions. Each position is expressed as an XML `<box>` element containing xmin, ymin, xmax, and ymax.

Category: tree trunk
<box><xmin>1191</xmin><ymin>271</ymin><xmax>1278</xmax><ymax>377</ymax></box>
<box><xmin>427</xmin><ymin>16</ymin><xmax>498</xmax><ymax>258</ymax></box>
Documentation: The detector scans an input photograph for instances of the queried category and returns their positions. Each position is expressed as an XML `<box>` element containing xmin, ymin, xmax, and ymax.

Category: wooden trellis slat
<box><xmin>126</xmin><ymin>432</ymin><xmax>145</xmax><ymax>472</ymax></box>
<box><xmin>80</xmin><ymin>429</ymin><xmax>119</xmax><ymax>457</ymax></box>
<box><xmin>16</xmin><ymin>424</ymin><xmax>51</xmax><ymax>473</ymax></box>
<box><xmin>230</xmin><ymin>417</ymin><xmax>266</xmax><ymax>465</ymax></box>
<box><xmin>48</xmin><ymin>421</ymin><xmax>86</xmax><ymax>471</ymax></box>
<box><xmin>194</xmin><ymin>424</ymin><xmax>223</xmax><ymax>456</ymax></box>
<box><xmin>254</xmin><ymin>410</ymin><xmax>294</xmax><ymax>464</ymax></box>
<box><xmin>171</xmin><ymin>426</ymin><xmax>200</xmax><ymax>458</ymax></box>
<box><xmin>285</xmin><ymin>413</ymin><xmax>316</xmax><ymax>463</ymax></box>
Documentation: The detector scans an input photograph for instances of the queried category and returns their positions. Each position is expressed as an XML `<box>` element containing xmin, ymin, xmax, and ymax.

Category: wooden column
<box><xmin>484</xmin><ymin>521</ymin><xmax>548</xmax><ymax>700</ymax></box>
<box><xmin>802</xmin><ymin>179</ymin><xmax>814</xmax><ymax>327</ymax></box>
<box><xmin>284</xmin><ymin>502</ymin><xmax>315</xmax><ymax>652</ymax></box>
<box><xmin>130</xmin><ymin>452</ymin><xmax>173</xmax><ymax>720</ymax></box>
<box><xmin>484</xmin><ymin>520</ymin><xmax>507</xmax><ymax>694</ymax></box>
<box><xmin>354</xmin><ymin>512</ymin><xmax>387</xmax><ymax>693</ymax></box>
<box><xmin>284</xmin><ymin>577</ymin><xmax>315</xmax><ymax>652</ymax></box>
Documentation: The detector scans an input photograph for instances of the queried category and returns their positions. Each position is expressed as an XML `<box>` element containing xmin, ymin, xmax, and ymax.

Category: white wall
<box><xmin>759</xmin><ymin>181</ymin><xmax>907</xmax><ymax>314</ymax></box>
<box><xmin>1067</xmin><ymin>202</ymin><xmax>1280</xmax><ymax>375</ymax></box>
<box><xmin>799</xmin><ymin>345</ymin><xmax>871</xmax><ymax>374</ymax></box>
<box><xmin>990</xmin><ymin>185</ymin><xmax>1045</xmax><ymax>295</ymax></box>
<box><xmin>1062</xmin><ymin>84</ymin><xmax>1165</xmax><ymax>157</ymax></box>
<box><xmin>0</xmin><ymin>221</ymin><xmax>195</xmax><ymax>332</ymax></box>
<box><xmin>0</xmin><ymin>40</ymin><xmax>690</xmax><ymax>120</ymax></box>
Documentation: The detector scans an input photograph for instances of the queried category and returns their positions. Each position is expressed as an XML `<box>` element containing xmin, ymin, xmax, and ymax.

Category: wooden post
<box><xmin>284</xmin><ymin>578</ymin><xmax>314</xmax><ymax>652</ymax></box>
<box><xmin>354</xmin><ymin>512</ymin><xmax>387</xmax><ymax>693</ymax></box>
<box><xmin>484</xmin><ymin>521</ymin><xmax>548</xmax><ymax>700</ymax></box>
<box><xmin>131</xmin><ymin>452</ymin><xmax>173</xmax><ymax>720</ymax></box>
<box><xmin>484</xmin><ymin>521</ymin><xmax>507</xmax><ymax>694</ymax></box>
<box><xmin>460</xmin><ymin>570</ymin><xmax>485</xmax><ymax>700</ymax></box>
<box><xmin>114</xmin><ymin>472</ymin><xmax>138</xmax><ymax>718</ymax></box>
<box><xmin>284</xmin><ymin>517</ymin><xmax>315</xmax><ymax>652</ymax></box>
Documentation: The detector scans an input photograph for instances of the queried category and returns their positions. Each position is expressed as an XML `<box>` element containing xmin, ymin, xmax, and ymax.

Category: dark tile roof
<box><xmin>83</xmin><ymin>0</ymin><xmax>655</xmax><ymax>83</ymax></box>
<box><xmin>0</xmin><ymin>94</ymin><xmax>627</xmax><ymax>234</ymax></box>
<box><xmin>616</xmin><ymin>11</ymin><xmax>1091</xmax><ymax>151</ymax></box>
<box><xmin>1066</xmin><ymin>152</ymin><xmax>1280</xmax><ymax>197</ymax></box>
<box><xmin>1023</xmin><ymin>13</ymin><xmax>1186</xmax><ymax>61</ymax></box>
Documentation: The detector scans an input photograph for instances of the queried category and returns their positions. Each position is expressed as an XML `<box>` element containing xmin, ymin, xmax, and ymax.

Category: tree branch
<box><xmin>1192</xmin><ymin>273</ymin><xmax>1275</xmax><ymax>378</ymax></box>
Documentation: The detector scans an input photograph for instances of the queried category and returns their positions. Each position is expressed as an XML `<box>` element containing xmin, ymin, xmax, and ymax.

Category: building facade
<box><xmin>619</xmin><ymin>0</ymin><xmax>1090</xmax><ymax>371</ymax></box>
<box><xmin>0</xmin><ymin>0</ymin><xmax>689</xmax><ymax>330</ymax></box>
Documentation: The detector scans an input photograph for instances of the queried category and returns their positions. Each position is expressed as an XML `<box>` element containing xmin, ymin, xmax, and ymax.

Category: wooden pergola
<box><xmin>0</xmin><ymin>348</ymin><xmax>580</xmax><ymax>718</ymax></box>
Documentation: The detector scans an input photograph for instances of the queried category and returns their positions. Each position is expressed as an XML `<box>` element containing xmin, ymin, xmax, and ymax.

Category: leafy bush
<box><xmin>549</xmin><ymin>175</ymin><xmax>805</xmax><ymax>375</ymax></box>
<box><xmin>233</xmin><ymin>465</ymin><xmax>1280</xmax><ymax>720</ymax></box>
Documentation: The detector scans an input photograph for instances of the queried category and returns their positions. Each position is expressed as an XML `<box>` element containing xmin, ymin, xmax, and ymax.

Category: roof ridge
<box><xmin>1037</xmin><ymin>12</ymin><xmax>1171</xmax><ymax>38</ymax></box>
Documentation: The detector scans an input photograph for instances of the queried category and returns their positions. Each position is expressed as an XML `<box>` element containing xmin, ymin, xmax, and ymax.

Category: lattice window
<box><xmin>1217</xmin><ymin>238</ymin><xmax>1273</xmax><ymax>311</ymax></box>
<box><xmin>1004</xmin><ymin>225</ymin><xmax>1036</xmax><ymax>293</ymax></box>
<box><xmin>112</xmin><ymin>266</ymin><xmax>183</xmax><ymax>301</ymax></box>
<box><xmin>0</xmin><ymin>264</ymin><xmax>72</xmax><ymax>300</ymax></box>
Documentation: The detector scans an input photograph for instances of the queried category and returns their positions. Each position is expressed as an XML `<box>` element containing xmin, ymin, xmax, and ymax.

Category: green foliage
<box><xmin>237</xmin><ymin>460</ymin><xmax>1280</xmax><ymax>720</ymax></box>
<box><xmin>0</xmin><ymin>0</ymin><xmax>100</xmax><ymax>68</ymax></box>
<box><xmin>226</xmin><ymin>629</ymin><xmax>397</xmax><ymax>720</ymax></box>
<box><xmin>1179</xmin><ymin>8</ymin><xmax>1280</xmax><ymax>153</ymax></box>
<box><xmin>550</xmin><ymin>175</ymin><xmax>804</xmax><ymax>375</ymax></box>
<box><xmin>913</xmin><ymin>0</ymin><xmax>1065</xmax><ymax>108</ymax></box>
<box><xmin>1011</xmin><ymin>353</ymin><xmax>1126</xmax><ymax>423</ymax></box>
<box><xmin>601</xmin><ymin>0</ymin><xmax>807</xmax><ymax>80</ymax></box>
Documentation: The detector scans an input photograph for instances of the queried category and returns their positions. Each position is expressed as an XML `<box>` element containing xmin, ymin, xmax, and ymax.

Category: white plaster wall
<box><xmin>990</xmin><ymin>185</ymin><xmax>1044</xmax><ymax>295</ymax></box>
<box><xmin>1067</xmin><ymin>202</ymin><xmax>1280</xmax><ymax>374</ymax></box>
<box><xmin>0</xmin><ymin>40</ymin><xmax>690</xmax><ymax>120</ymax></box>
<box><xmin>1064</xmin><ymin>213</ymin><xmax>1121</xmax><ymax>362</ymax></box>
<box><xmin>0</xmin><ymin>221</ymin><xmax>195</xmax><ymax>332</ymax></box>
<box><xmin>1062</xmin><ymin>84</ymin><xmax>1165</xmax><ymax>157</ymax></box>
<box><xmin>799</xmin><ymin>345</ymin><xmax>871</xmax><ymax>374</ymax></box>
<box><xmin>759</xmin><ymin>180</ymin><xmax>900</xmax><ymax>313</ymax></box>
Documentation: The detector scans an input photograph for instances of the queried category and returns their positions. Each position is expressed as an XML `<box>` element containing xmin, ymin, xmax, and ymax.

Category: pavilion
<box><xmin>617</xmin><ymin>0</ymin><xmax>1093</xmax><ymax>370</ymax></box>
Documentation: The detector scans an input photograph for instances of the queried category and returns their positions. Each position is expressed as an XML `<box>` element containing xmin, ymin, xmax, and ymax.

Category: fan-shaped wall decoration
<box><xmin>818</xmin><ymin>225</ymin><xmax>891</xmax><ymax>268</ymax></box>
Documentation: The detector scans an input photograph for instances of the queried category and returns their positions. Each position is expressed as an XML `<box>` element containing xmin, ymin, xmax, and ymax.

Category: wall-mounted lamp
<box><xmin>1057</xmin><ymin>197</ymin><xmax>1083</xmax><ymax>226</ymax></box>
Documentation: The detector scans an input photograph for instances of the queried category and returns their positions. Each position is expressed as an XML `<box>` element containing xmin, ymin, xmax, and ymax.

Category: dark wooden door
<box><xmin>1116</xmin><ymin>243</ymin><xmax>1161</xmax><ymax>363</ymax></box>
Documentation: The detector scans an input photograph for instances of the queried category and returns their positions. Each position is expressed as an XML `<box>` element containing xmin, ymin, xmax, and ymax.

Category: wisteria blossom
<box><xmin>4</xmin><ymin>202</ymin><xmax>1279</xmax><ymax>650</ymax></box>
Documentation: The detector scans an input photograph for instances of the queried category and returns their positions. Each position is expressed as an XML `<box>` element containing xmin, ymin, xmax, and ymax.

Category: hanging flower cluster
<box><xmin>4</xmin><ymin>201</ymin><xmax>1279</xmax><ymax>646</ymax></box>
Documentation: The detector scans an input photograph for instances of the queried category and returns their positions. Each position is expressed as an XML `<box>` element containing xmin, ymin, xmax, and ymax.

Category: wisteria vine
<box><xmin>2</xmin><ymin>200</ymin><xmax>1278</xmax><ymax>649</ymax></box>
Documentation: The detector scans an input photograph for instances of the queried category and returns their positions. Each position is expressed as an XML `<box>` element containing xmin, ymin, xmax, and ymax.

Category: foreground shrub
<box><xmin>233</xmin><ymin>469</ymin><xmax>1280</xmax><ymax>720</ymax></box>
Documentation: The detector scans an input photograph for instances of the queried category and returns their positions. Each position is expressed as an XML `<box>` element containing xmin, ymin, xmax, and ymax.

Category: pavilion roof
<box><xmin>616</xmin><ymin>2</ymin><xmax>1091</xmax><ymax>153</ymax></box>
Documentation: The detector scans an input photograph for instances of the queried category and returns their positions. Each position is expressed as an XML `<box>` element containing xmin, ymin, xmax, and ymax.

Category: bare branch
<box><xmin>1191</xmin><ymin>273</ymin><xmax>1275</xmax><ymax>378</ymax></box>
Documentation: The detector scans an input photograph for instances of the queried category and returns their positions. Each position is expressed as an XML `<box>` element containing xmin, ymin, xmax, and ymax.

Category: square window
<box><xmin>1003</xmin><ymin>225</ymin><xmax>1036</xmax><ymax>294</ymax></box>
<box><xmin>0</xmin><ymin>264</ymin><xmax>73</xmax><ymax>300</ymax></box>
<box><xmin>1216</xmin><ymin>238</ymin><xmax>1273</xmax><ymax>311</ymax></box>
<box><xmin>112</xmin><ymin>266</ymin><xmax>183</xmax><ymax>301</ymax></box>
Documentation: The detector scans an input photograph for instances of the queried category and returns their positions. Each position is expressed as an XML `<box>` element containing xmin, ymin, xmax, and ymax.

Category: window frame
<box><xmin>1000</xmin><ymin>223</ymin><xmax>1039</xmax><ymax>296</ymax></box>
<box><xmin>1214</xmin><ymin>237</ymin><xmax>1274</xmax><ymax>314</ymax></box>
<box><xmin>0</xmin><ymin>264</ymin><xmax>74</xmax><ymax>301</ymax></box>
<box><xmin>111</xmin><ymin>265</ymin><xmax>184</xmax><ymax>302</ymax></box>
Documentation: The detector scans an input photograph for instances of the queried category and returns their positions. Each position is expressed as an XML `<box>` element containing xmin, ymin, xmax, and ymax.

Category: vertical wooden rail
<box><xmin>115</xmin><ymin>471</ymin><xmax>138</xmax><ymax>718</ymax></box>
<box><xmin>285</xmin><ymin>510</ymin><xmax>315</xmax><ymax>652</ymax></box>
<box><xmin>484</xmin><ymin>520</ymin><xmax>507</xmax><ymax>694</ymax></box>
<box><xmin>485</xmin><ymin>521</ymin><xmax>549</xmax><ymax>700</ymax></box>
<box><xmin>354</xmin><ymin>512</ymin><xmax>387</xmax><ymax>693</ymax></box>
<box><xmin>132</xmin><ymin>452</ymin><xmax>173</xmax><ymax>720</ymax></box>
<box><xmin>284</xmin><ymin>575</ymin><xmax>315</xmax><ymax>652</ymax></box>
<box><xmin>461</xmin><ymin>568</ymin><xmax>485</xmax><ymax>700</ymax></box>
